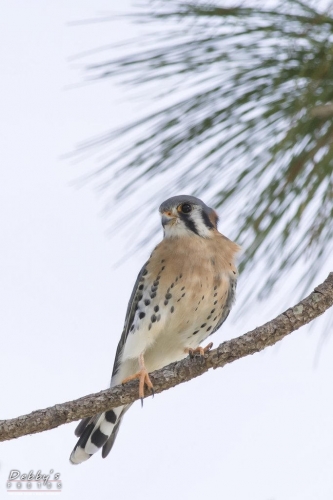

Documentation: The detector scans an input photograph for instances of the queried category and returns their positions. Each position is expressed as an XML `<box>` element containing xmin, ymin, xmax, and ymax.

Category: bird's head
<box><xmin>159</xmin><ymin>195</ymin><xmax>219</xmax><ymax>238</ymax></box>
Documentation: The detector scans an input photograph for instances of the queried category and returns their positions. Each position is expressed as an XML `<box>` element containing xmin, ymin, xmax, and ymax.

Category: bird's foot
<box><xmin>185</xmin><ymin>342</ymin><xmax>213</xmax><ymax>359</ymax></box>
<box><xmin>122</xmin><ymin>369</ymin><xmax>154</xmax><ymax>406</ymax></box>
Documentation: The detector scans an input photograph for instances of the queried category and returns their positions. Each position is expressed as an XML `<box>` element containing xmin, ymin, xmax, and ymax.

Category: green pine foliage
<box><xmin>77</xmin><ymin>0</ymin><xmax>333</xmax><ymax>298</ymax></box>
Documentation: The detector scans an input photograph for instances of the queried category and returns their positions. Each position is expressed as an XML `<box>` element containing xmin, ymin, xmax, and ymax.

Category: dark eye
<box><xmin>180</xmin><ymin>203</ymin><xmax>192</xmax><ymax>214</ymax></box>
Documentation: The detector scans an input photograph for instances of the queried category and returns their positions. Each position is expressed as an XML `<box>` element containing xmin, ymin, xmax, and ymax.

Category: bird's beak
<box><xmin>161</xmin><ymin>211</ymin><xmax>176</xmax><ymax>227</ymax></box>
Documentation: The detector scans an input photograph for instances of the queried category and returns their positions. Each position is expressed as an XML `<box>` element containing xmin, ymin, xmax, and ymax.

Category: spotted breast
<box><xmin>70</xmin><ymin>195</ymin><xmax>240</xmax><ymax>465</ymax></box>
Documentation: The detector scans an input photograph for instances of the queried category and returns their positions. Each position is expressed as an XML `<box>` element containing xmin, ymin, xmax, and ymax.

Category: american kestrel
<box><xmin>70</xmin><ymin>195</ymin><xmax>240</xmax><ymax>464</ymax></box>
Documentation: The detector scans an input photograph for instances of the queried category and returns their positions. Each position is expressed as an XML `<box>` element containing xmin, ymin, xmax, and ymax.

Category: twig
<box><xmin>1</xmin><ymin>273</ymin><xmax>332</xmax><ymax>443</ymax></box>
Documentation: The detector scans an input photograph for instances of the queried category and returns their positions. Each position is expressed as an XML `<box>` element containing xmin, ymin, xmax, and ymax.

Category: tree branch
<box><xmin>311</xmin><ymin>104</ymin><xmax>333</xmax><ymax>118</ymax></box>
<box><xmin>1</xmin><ymin>273</ymin><xmax>332</xmax><ymax>443</ymax></box>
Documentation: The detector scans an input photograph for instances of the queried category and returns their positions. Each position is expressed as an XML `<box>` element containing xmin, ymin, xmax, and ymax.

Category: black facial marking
<box><xmin>178</xmin><ymin>211</ymin><xmax>199</xmax><ymax>235</ymax></box>
<box><xmin>181</xmin><ymin>286</ymin><xmax>185</xmax><ymax>291</ymax></box>
<box><xmin>138</xmin><ymin>284</ymin><xmax>144</xmax><ymax>290</ymax></box>
<box><xmin>202</xmin><ymin>295</ymin><xmax>205</xmax><ymax>300</ymax></box>
<box><xmin>105</xmin><ymin>410</ymin><xmax>117</xmax><ymax>424</ymax></box>
<box><xmin>139</xmin><ymin>312</ymin><xmax>145</xmax><ymax>319</ymax></box>
<box><xmin>201</xmin><ymin>323</ymin><xmax>207</xmax><ymax>328</ymax></box>
<box><xmin>206</xmin><ymin>326</ymin><xmax>212</xmax><ymax>332</ymax></box>
<box><xmin>193</xmin><ymin>330</ymin><xmax>199</xmax><ymax>335</ymax></box>
<box><xmin>207</xmin><ymin>315</ymin><xmax>212</xmax><ymax>320</ymax></box>
<box><xmin>201</xmin><ymin>210</ymin><xmax>215</xmax><ymax>229</ymax></box>
<box><xmin>214</xmin><ymin>300</ymin><xmax>218</xmax><ymax>305</ymax></box>
<box><xmin>211</xmin><ymin>309</ymin><xmax>215</xmax><ymax>314</ymax></box>
<box><xmin>214</xmin><ymin>293</ymin><xmax>217</xmax><ymax>297</ymax></box>
<box><xmin>214</xmin><ymin>316</ymin><xmax>218</xmax><ymax>321</ymax></box>
<box><xmin>130</xmin><ymin>324</ymin><xmax>135</xmax><ymax>332</ymax></box>
<box><xmin>182</xmin><ymin>293</ymin><xmax>185</xmax><ymax>297</ymax></box>
<box><xmin>151</xmin><ymin>314</ymin><xmax>157</xmax><ymax>323</ymax></box>
<box><xmin>170</xmin><ymin>306</ymin><xmax>174</xmax><ymax>313</ymax></box>
<box><xmin>143</xmin><ymin>269</ymin><xmax>148</xmax><ymax>276</ymax></box>
<box><xmin>171</xmin><ymin>283</ymin><xmax>174</xmax><ymax>288</ymax></box>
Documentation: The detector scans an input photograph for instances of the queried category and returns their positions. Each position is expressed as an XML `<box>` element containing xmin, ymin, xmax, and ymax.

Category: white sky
<box><xmin>0</xmin><ymin>2</ymin><xmax>333</xmax><ymax>500</ymax></box>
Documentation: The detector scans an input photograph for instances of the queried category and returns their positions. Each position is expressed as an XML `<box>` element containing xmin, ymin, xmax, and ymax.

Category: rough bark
<box><xmin>1</xmin><ymin>273</ymin><xmax>332</xmax><ymax>443</ymax></box>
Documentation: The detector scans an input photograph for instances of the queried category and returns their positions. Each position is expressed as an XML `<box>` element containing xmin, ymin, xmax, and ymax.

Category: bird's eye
<box><xmin>180</xmin><ymin>203</ymin><xmax>192</xmax><ymax>214</ymax></box>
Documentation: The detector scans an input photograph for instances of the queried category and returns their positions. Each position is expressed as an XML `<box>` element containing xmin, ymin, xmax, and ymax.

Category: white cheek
<box><xmin>162</xmin><ymin>208</ymin><xmax>213</xmax><ymax>239</ymax></box>
<box><xmin>163</xmin><ymin>219</ymin><xmax>192</xmax><ymax>238</ymax></box>
<box><xmin>190</xmin><ymin>210</ymin><xmax>212</xmax><ymax>238</ymax></box>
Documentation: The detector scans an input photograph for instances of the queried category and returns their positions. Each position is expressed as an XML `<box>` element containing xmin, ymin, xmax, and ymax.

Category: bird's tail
<box><xmin>69</xmin><ymin>405</ymin><xmax>128</xmax><ymax>464</ymax></box>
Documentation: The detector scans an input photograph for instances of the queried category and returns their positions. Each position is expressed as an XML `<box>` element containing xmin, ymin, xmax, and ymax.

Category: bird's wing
<box><xmin>72</xmin><ymin>262</ymin><xmax>149</xmax><ymax>455</ymax></box>
<box><xmin>111</xmin><ymin>261</ymin><xmax>149</xmax><ymax>379</ymax></box>
<box><xmin>210</xmin><ymin>275</ymin><xmax>237</xmax><ymax>336</ymax></box>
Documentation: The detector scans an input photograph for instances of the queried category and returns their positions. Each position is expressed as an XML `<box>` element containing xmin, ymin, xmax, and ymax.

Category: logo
<box><xmin>6</xmin><ymin>470</ymin><xmax>62</xmax><ymax>493</ymax></box>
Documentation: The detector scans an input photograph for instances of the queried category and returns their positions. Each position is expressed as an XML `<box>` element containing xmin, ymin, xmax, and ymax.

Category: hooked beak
<box><xmin>161</xmin><ymin>211</ymin><xmax>177</xmax><ymax>227</ymax></box>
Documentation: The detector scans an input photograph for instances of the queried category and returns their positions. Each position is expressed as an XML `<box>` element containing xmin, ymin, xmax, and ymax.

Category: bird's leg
<box><xmin>121</xmin><ymin>353</ymin><xmax>154</xmax><ymax>406</ymax></box>
<box><xmin>185</xmin><ymin>342</ymin><xmax>213</xmax><ymax>359</ymax></box>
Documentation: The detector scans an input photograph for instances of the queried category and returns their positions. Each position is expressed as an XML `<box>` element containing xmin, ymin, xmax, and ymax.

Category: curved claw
<box><xmin>185</xmin><ymin>342</ymin><xmax>213</xmax><ymax>359</ymax></box>
<box><xmin>122</xmin><ymin>367</ymin><xmax>154</xmax><ymax>405</ymax></box>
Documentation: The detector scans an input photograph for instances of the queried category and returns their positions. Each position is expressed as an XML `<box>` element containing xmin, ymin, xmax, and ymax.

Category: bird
<box><xmin>70</xmin><ymin>195</ymin><xmax>240</xmax><ymax>464</ymax></box>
